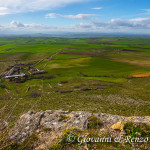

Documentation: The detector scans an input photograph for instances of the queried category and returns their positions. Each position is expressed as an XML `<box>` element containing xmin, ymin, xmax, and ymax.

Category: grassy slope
<box><xmin>0</xmin><ymin>37</ymin><xmax>150</xmax><ymax>123</ymax></box>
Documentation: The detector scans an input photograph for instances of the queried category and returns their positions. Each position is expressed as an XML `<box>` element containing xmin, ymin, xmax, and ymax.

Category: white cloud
<box><xmin>45</xmin><ymin>13</ymin><xmax>60</xmax><ymax>18</ymax></box>
<box><xmin>92</xmin><ymin>17</ymin><xmax>150</xmax><ymax>29</ymax></box>
<box><xmin>66</xmin><ymin>14</ymin><xmax>95</xmax><ymax>20</ymax></box>
<box><xmin>108</xmin><ymin>18</ymin><xmax>150</xmax><ymax>29</ymax></box>
<box><xmin>76</xmin><ymin>23</ymin><xmax>93</xmax><ymax>28</ymax></box>
<box><xmin>0</xmin><ymin>7</ymin><xmax>9</xmax><ymax>15</ymax></box>
<box><xmin>46</xmin><ymin>13</ymin><xmax>95</xmax><ymax>20</ymax></box>
<box><xmin>92</xmin><ymin>7</ymin><xmax>103</xmax><ymax>10</ymax></box>
<box><xmin>1</xmin><ymin>17</ymin><xmax>150</xmax><ymax>34</ymax></box>
<box><xmin>10</xmin><ymin>21</ymin><xmax>25</xmax><ymax>27</ymax></box>
<box><xmin>8</xmin><ymin>18</ymin><xmax>150</xmax><ymax>30</ymax></box>
<box><xmin>0</xmin><ymin>0</ymin><xmax>85</xmax><ymax>15</ymax></box>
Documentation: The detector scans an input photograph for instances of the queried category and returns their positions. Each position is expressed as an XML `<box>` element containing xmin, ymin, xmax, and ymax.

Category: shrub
<box><xmin>73</xmin><ymin>85</ymin><xmax>80</xmax><ymax>88</ymax></box>
<box><xmin>43</xmin><ymin>127</ymin><xmax>52</xmax><ymax>132</ymax></box>
<box><xmin>31</xmin><ymin>75</ymin><xmax>44</xmax><ymax>79</ymax></box>
<box><xmin>54</xmin><ymin>89</ymin><xmax>60</xmax><ymax>92</ymax></box>
<box><xmin>47</xmin><ymin>76</ymin><xmax>56</xmax><ymax>79</ymax></box>
<box><xmin>97</xmin><ymin>85</ymin><xmax>107</xmax><ymax>90</ymax></box>
<box><xmin>59</xmin><ymin>115</ymin><xmax>69</xmax><ymax>122</ymax></box>
<box><xmin>30</xmin><ymin>91</ymin><xmax>41</xmax><ymax>98</ymax></box>
<box><xmin>0</xmin><ymin>85</ymin><xmax>7</xmax><ymax>89</ymax></box>
<box><xmin>87</xmin><ymin>116</ymin><xmax>103</xmax><ymax>130</ymax></box>
<box><xmin>60</xmin><ymin>90</ymin><xmax>73</xmax><ymax>93</ymax></box>
<box><xmin>80</xmin><ymin>87</ymin><xmax>91</xmax><ymax>91</ymax></box>
<box><xmin>59</xmin><ymin>80</ymin><xmax>68</xmax><ymax>84</ymax></box>
<box><xmin>49</xmin><ymin>129</ymin><xmax>79</xmax><ymax>150</ymax></box>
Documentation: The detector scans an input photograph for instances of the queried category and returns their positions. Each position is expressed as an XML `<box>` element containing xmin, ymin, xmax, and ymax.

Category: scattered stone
<box><xmin>59</xmin><ymin>80</ymin><xmax>68</xmax><ymax>84</ymax></box>
<box><xmin>58</xmin><ymin>83</ymin><xmax>63</xmax><ymax>87</ymax></box>
<box><xmin>60</xmin><ymin>90</ymin><xmax>73</xmax><ymax>93</ymax></box>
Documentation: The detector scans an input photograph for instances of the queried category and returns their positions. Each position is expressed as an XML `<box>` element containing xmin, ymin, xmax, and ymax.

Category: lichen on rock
<box><xmin>111</xmin><ymin>121</ymin><xmax>124</xmax><ymax>131</ymax></box>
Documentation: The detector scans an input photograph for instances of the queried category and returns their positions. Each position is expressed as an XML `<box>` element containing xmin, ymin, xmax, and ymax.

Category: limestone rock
<box><xmin>9</xmin><ymin>111</ymin><xmax>45</xmax><ymax>143</ymax></box>
<box><xmin>40</xmin><ymin>111</ymin><xmax>91</xmax><ymax>130</ymax></box>
<box><xmin>8</xmin><ymin>110</ymin><xmax>150</xmax><ymax>144</ymax></box>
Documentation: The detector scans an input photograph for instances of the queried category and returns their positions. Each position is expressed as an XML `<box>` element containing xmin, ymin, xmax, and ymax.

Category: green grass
<box><xmin>0</xmin><ymin>37</ymin><xmax>150</xmax><ymax>124</ymax></box>
<box><xmin>55</xmin><ymin>54</ymin><xmax>87</xmax><ymax>59</ymax></box>
<box><xmin>49</xmin><ymin>128</ymin><xmax>129</xmax><ymax>150</ymax></box>
<box><xmin>1</xmin><ymin>134</ymin><xmax>39</xmax><ymax>150</ymax></box>
<box><xmin>49</xmin><ymin>129</ymin><xmax>80</xmax><ymax>150</ymax></box>
<box><xmin>124</xmin><ymin>122</ymin><xmax>150</xmax><ymax>138</ymax></box>
<box><xmin>81</xmin><ymin>77</ymin><xmax>127</xmax><ymax>82</ymax></box>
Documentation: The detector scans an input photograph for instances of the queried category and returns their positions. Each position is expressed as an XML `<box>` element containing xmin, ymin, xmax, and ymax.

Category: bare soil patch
<box><xmin>112</xmin><ymin>58</ymin><xmax>150</xmax><ymax>67</ymax></box>
<box><xmin>59</xmin><ymin>51</ymin><xmax>96</xmax><ymax>56</ymax></box>
<box><xmin>131</xmin><ymin>73</ymin><xmax>150</xmax><ymax>78</ymax></box>
<box><xmin>122</xmin><ymin>49</ymin><xmax>142</xmax><ymax>52</ymax></box>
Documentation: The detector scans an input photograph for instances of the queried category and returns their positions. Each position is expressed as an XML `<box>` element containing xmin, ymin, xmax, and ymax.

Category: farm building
<box><xmin>1</xmin><ymin>65</ymin><xmax>22</xmax><ymax>77</ymax></box>
<box><xmin>28</xmin><ymin>68</ymin><xmax>46</xmax><ymax>75</ymax></box>
<box><xmin>5</xmin><ymin>74</ymin><xmax>28</xmax><ymax>83</ymax></box>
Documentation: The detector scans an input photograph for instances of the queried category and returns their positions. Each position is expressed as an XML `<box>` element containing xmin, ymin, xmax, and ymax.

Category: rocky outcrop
<box><xmin>9</xmin><ymin>111</ymin><xmax>44</xmax><ymax>143</ymax></box>
<box><xmin>40</xmin><ymin>110</ymin><xmax>92</xmax><ymax>130</ymax></box>
<box><xmin>9</xmin><ymin>110</ymin><xmax>150</xmax><ymax>144</ymax></box>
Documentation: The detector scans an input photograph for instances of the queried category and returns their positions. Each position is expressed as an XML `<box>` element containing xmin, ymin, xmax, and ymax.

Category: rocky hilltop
<box><xmin>1</xmin><ymin>110</ymin><xmax>150</xmax><ymax>149</ymax></box>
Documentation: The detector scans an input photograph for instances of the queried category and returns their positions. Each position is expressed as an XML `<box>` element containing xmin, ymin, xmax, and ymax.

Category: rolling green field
<box><xmin>0</xmin><ymin>37</ymin><xmax>150</xmax><ymax>123</ymax></box>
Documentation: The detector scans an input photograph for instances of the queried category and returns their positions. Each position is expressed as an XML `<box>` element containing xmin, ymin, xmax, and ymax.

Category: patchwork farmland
<box><xmin>0</xmin><ymin>37</ymin><xmax>150</xmax><ymax>149</ymax></box>
<box><xmin>0</xmin><ymin>37</ymin><xmax>150</xmax><ymax>121</ymax></box>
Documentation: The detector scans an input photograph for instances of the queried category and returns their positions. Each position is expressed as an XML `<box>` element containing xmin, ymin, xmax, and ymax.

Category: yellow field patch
<box><xmin>48</xmin><ymin>57</ymin><xmax>90</xmax><ymax>69</ymax></box>
<box><xmin>132</xmin><ymin>73</ymin><xmax>150</xmax><ymax>78</ymax></box>
<box><xmin>112</xmin><ymin>58</ymin><xmax>150</xmax><ymax>67</ymax></box>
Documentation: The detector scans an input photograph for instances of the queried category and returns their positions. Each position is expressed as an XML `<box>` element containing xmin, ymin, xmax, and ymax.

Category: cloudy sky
<box><xmin>0</xmin><ymin>0</ymin><xmax>150</xmax><ymax>34</ymax></box>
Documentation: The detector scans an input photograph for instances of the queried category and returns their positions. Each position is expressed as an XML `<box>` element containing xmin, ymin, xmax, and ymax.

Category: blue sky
<box><xmin>0</xmin><ymin>0</ymin><xmax>150</xmax><ymax>34</ymax></box>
